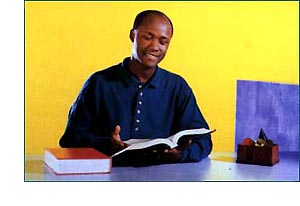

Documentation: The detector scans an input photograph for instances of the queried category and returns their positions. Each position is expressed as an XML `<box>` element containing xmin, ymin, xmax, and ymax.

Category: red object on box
<box><xmin>236</xmin><ymin>144</ymin><xmax>279</xmax><ymax>166</ymax></box>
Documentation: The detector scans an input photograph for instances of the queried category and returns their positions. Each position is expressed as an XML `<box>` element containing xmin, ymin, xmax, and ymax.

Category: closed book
<box><xmin>44</xmin><ymin>148</ymin><xmax>111</xmax><ymax>175</ymax></box>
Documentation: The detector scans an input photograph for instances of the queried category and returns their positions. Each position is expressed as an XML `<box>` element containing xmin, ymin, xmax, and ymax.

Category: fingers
<box><xmin>164</xmin><ymin>148</ymin><xmax>178</xmax><ymax>154</ymax></box>
<box><xmin>161</xmin><ymin>149</ymin><xmax>183</xmax><ymax>162</ymax></box>
<box><xmin>148</xmin><ymin>148</ymin><xmax>183</xmax><ymax>163</ymax></box>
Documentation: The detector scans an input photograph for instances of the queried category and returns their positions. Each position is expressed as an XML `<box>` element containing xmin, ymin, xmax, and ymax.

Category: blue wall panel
<box><xmin>235</xmin><ymin>80</ymin><xmax>299</xmax><ymax>151</ymax></box>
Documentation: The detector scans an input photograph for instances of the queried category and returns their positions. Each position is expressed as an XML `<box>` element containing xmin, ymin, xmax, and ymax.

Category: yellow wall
<box><xmin>25</xmin><ymin>1</ymin><xmax>299</xmax><ymax>155</ymax></box>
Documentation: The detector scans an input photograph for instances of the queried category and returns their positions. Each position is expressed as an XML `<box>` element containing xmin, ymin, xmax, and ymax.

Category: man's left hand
<box><xmin>156</xmin><ymin>140</ymin><xmax>192</xmax><ymax>163</ymax></box>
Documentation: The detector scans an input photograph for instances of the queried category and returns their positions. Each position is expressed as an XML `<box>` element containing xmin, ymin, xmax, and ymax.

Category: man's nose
<box><xmin>149</xmin><ymin>39</ymin><xmax>159</xmax><ymax>51</ymax></box>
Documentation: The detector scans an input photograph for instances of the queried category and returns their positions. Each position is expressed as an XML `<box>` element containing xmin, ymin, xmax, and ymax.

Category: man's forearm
<box><xmin>180</xmin><ymin>134</ymin><xmax>212</xmax><ymax>162</ymax></box>
<box><xmin>59</xmin><ymin>130</ymin><xmax>114</xmax><ymax>155</ymax></box>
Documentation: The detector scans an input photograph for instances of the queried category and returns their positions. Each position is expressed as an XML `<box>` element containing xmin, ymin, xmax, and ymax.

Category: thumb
<box><xmin>112</xmin><ymin>125</ymin><xmax>121</xmax><ymax>141</ymax></box>
<box><xmin>177</xmin><ymin>140</ymin><xmax>192</xmax><ymax>151</ymax></box>
<box><xmin>114</xmin><ymin>125</ymin><xmax>121</xmax><ymax>135</ymax></box>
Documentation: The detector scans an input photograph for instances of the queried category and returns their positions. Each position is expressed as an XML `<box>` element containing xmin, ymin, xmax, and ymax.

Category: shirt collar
<box><xmin>120</xmin><ymin>57</ymin><xmax>161</xmax><ymax>89</ymax></box>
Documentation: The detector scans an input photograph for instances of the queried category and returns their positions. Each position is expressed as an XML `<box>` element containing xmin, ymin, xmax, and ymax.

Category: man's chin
<box><xmin>143</xmin><ymin>63</ymin><xmax>158</xmax><ymax>69</ymax></box>
<box><xmin>133</xmin><ymin>56</ymin><xmax>161</xmax><ymax>69</ymax></box>
<box><xmin>140</xmin><ymin>59</ymin><xmax>161</xmax><ymax>69</ymax></box>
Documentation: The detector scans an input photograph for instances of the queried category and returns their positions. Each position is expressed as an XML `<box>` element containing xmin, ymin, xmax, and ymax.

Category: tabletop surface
<box><xmin>25</xmin><ymin>152</ymin><xmax>299</xmax><ymax>181</ymax></box>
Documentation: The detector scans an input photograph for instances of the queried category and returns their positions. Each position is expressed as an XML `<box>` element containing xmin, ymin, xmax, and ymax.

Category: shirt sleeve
<box><xmin>173</xmin><ymin>78</ymin><xmax>213</xmax><ymax>162</ymax></box>
<box><xmin>59</xmin><ymin>75</ymin><xmax>114</xmax><ymax>156</ymax></box>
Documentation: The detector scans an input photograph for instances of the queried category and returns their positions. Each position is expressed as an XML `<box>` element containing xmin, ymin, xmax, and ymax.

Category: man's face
<box><xmin>130</xmin><ymin>14</ymin><xmax>173</xmax><ymax>69</ymax></box>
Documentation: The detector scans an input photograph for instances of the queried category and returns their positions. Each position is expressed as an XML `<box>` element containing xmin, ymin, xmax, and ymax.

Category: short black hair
<box><xmin>133</xmin><ymin>10</ymin><xmax>174</xmax><ymax>35</ymax></box>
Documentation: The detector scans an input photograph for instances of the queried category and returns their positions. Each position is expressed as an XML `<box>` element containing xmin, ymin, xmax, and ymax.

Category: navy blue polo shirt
<box><xmin>60</xmin><ymin>58</ymin><xmax>212</xmax><ymax>162</ymax></box>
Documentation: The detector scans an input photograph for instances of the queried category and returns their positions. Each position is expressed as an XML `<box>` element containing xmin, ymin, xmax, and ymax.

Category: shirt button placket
<box><xmin>134</xmin><ymin>84</ymin><xmax>143</xmax><ymax>135</ymax></box>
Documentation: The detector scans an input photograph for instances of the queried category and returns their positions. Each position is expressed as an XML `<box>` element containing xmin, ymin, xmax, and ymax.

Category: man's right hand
<box><xmin>110</xmin><ymin>125</ymin><xmax>128</xmax><ymax>153</ymax></box>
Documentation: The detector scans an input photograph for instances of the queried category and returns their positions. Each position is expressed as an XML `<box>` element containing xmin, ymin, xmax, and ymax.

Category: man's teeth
<box><xmin>146</xmin><ymin>53</ymin><xmax>157</xmax><ymax>58</ymax></box>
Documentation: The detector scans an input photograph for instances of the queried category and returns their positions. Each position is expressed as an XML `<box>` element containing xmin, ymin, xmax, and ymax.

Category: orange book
<box><xmin>44</xmin><ymin>148</ymin><xmax>111</xmax><ymax>175</ymax></box>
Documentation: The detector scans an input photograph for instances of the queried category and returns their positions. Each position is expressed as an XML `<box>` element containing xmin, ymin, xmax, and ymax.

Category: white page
<box><xmin>113</xmin><ymin>128</ymin><xmax>216</xmax><ymax>157</ymax></box>
<box><xmin>112</xmin><ymin>138</ymin><xmax>176</xmax><ymax>157</ymax></box>
<box><xmin>169</xmin><ymin>128</ymin><xmax>216</xmax><ymax>143</ymax></box>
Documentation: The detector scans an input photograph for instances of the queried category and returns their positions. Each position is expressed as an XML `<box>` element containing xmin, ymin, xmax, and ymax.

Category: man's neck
<box><xmin>129</xmin><ymin>59</ymin><xmax>156</xmax><ymax>83</ymax></box>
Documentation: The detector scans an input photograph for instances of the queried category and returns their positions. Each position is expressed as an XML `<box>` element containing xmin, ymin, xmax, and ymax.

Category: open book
<box><xmin>112</xmin><ymin>128</ymin><xmax>216</xmax><ymax>157</ymax></box>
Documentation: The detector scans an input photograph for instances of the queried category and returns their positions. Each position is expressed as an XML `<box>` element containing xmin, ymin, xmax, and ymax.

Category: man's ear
<box><xmin>129</xmin><ymin>29</ymin><xmax>135</xmax><ymax>42</ymax></box>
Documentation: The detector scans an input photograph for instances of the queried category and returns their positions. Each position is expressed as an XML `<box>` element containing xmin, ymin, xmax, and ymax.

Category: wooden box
<box><xmin>236</xmin><ymin>144</ymin><xmax>279</xmax><ymax>166</ymax></box>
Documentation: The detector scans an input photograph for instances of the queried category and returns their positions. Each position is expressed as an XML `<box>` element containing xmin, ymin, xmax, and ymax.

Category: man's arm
<box><xmin>180</xmin><ymin>133</ymin><xmax>212</xmax><ymax>162</ymax></box>
<box><xmin>59</xmin><ymin>76</ymin><xmax>126</xmax><ymax>156</ymax></box>
<box><xmin>159</xmin><ymin>78</ymin><xmax>213</xmax><ymax>163</ymax></box>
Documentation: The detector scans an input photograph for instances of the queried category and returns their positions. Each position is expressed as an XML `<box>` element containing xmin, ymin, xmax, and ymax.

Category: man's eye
<box><xmin>143</xmin><ymin>35</ymin><xmax>152</xmax><ymax>40</ymax></box>
<box><xmin>160</xmin><ymin>40</ymin><xmax>169</xmax><ymax>45</ymax></box>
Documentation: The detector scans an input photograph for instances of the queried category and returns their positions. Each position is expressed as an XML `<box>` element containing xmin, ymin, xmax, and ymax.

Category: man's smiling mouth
<box><xmin>144</xmin><ymin>53</ymin><xmax>159</xmax><ymax>60</ymax></box>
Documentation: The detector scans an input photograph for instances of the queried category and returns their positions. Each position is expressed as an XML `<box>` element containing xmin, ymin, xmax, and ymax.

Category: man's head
<box><xmin>130</xmin><ymin>10</ymin><xmax>173</xmax><ymax>69</ymax></box>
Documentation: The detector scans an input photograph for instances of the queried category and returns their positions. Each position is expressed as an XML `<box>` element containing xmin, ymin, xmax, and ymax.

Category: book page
<box><xmin>123</xmin><ymin>139</ymin><xmax>150</xmax><ymax>145</ymax></box>
<box><xmin>112</xmin><ymin>128</ymin><xmax>216</xmax><ymax>157</ymax></box>
<box><xmin>168</xmin><ymin>128</ymin><xmax>216</xmax><ymax>143</ymax></box>
<box><xmin>112</xmin><ymin>138</ymin><xmax>176</xmax><ymax>157</ymax></box>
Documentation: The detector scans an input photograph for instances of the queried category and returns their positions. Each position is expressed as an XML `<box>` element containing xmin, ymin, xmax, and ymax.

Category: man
<box><xmin>59</xmin><ymin>10</ymin><xmax>212</xmax><ymax>166</ymax></box>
